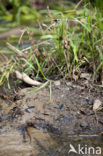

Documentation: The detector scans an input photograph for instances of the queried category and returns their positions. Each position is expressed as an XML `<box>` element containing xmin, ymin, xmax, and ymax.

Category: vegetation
<box><xmin>0</xmin><ymin>0</ymin><xmax>103</xmax><ymax>87</ymax></box>
<box><xmin>0</xmin><ymin>0</ymin><xmax>40</xmax><ymax>24</ymax></box>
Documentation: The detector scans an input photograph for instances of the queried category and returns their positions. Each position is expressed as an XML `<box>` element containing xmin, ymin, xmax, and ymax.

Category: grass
<box><xmin>0</xmin><ymin>0</ymin><xmax>41</xmax><ymax>24</ymax></box>
<box><xmin>0</xmin><ymin>1</ymin><xmax>103</xmax><ymax>87</ymax></box>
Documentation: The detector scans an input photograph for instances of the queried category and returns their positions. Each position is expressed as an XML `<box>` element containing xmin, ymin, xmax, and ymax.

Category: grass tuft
<box><xmin>0</xmin><ymin>1</ymin><xmax>103</xmax><ymax>86</ymax></box>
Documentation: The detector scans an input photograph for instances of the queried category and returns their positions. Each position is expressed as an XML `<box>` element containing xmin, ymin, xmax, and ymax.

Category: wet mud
<box><xmin>0</xmin><ymin>80</ymin><xmax>103</xmax><ymax>155</ymax></box>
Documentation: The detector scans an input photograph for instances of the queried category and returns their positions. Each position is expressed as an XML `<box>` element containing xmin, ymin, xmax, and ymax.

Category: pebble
<box><xmin>93</xmin><ymin>99</ymin><xmax>102</xmax><ymax>112</ymax></box>
<box><xmin>54</xmin><ymin>80</ymin><xmax>61</xmax><ymax>86</ymax></box>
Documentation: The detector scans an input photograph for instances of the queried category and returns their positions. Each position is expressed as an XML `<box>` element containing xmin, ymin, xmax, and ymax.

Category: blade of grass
<box><xmin>27</xmin><ymin>80</ymin><xmax>49</xmax><ymax>94</ymax></box>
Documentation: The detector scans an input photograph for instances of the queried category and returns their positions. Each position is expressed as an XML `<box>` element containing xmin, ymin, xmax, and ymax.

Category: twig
<box><xmin>6</xmin><ymin>42</ymin><xmax>22</xmax><ymax>56</ymax></box>
<box><xmin>15</xmin><ymin>70</ymin><xmax>42</xmax><ymax>86</ymax></box>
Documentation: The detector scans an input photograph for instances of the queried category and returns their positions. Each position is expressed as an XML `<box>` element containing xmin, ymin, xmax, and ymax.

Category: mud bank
<box><xmin>0</xmin><ymin>80</ymin><xmax>103</xmax><ymax>155</ymax></box>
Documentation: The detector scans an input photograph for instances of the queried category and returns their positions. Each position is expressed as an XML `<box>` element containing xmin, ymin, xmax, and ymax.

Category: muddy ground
<box><xmin>0</xmin><ymin>79</ymin><xmax>103</xmax><ymax>155</ymax></box>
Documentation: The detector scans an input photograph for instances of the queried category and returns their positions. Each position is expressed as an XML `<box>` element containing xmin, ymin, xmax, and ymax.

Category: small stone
<box><xmin>54</xmin><ymin>80</ymin><xmax>60</xmax><ymax>86</ymax></box>
<box><xmin>93</xmin><ymin>99</ymin><xmax>102</xmax><ymax>112</ymax></box>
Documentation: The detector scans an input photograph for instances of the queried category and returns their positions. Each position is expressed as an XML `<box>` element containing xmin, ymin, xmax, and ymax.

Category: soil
<box><xmin>0</xmin><ymin>79</ymin><xmax>103</xmax><ymax>155</ymax></box>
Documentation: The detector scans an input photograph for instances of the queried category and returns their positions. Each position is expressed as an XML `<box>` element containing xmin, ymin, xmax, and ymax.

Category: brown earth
<box><xmin>0</xmin><ymin>79</ymin><xmax>103</xmax><ymax>155</ymax></box>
